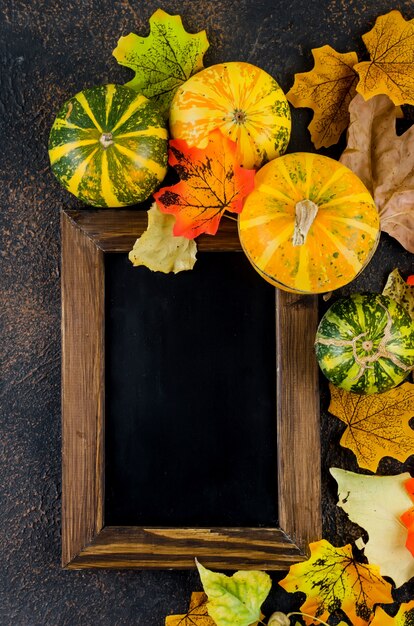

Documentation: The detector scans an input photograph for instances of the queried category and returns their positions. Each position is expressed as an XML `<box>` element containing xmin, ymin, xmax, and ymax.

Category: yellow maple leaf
<box><xmin>166</xmin><ymin>592</ymin><xmax>216</xmax><ymax>625</ymax></box>
<box><xmin>279</xmin><ymin>539</ymin><xmax>393</xmax><ymax>626</ymax></box>
<box><xmin>355</xmin><ymin>10</ymin><xmax>414</xmax><ymax>105</ymax></box>
<box><xmin>370</xmin><ymin>600</ymin><xmax>414</xmax><ymax>626</ymax></box>
<box><xmin>287</xmin><ymin>45</ymin><xmax>359</xmax><ymax>148</ymax></box>
<box><xmin>328</xmin><ymin>382</ymin><xmax>414</xmax><ymax>472</ymax></box>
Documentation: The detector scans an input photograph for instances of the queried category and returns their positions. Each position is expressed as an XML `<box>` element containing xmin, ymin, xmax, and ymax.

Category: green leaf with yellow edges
<box><xmin>196</xmin><ymin>560</ymin><xmax>271</xmax><ymax>626</ymax></box>
<box><xmin>113</xmin><ymin>8</ymin><xmax>209</xmax><ymax>118</ymax></box>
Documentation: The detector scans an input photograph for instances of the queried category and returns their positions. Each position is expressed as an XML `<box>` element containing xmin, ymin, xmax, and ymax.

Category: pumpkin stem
<box><xmin>100</xmin><ymin>132</ymin><xmax>114</xmax><ymax>149</ymax></box>
<box><xmin>293</xmin><ymin>199</ymin><xmax>318</xmax><ymax>246</ymax></box>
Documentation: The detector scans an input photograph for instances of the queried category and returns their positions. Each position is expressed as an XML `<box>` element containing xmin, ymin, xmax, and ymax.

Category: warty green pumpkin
<box><xmin>315</xmin><ymin>293</ymin><xmax>414</xmax><ymax>394</ymax></box>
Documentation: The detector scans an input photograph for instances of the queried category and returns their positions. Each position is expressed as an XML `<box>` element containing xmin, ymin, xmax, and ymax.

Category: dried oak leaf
<box><xmin>383</xmin><ymin>268</ymin><xmax>414</xmax><ymax>322</ymax></box>
<box><xmin>113</xmin><ymin>8</ymin><xmax>209</xmax><ymax>118</ymax></box>
<box><xmin>166</xmin><ymin>592</ymin><xmax>216</xmax><ymax>625</ymax></box>
<box><xmin>355</xmin><ymin>10</ymin><xmax>414</xmax><ymax>106</ymax></box>
<box><xmin>370</xmin><ymin>600</ymin><xmax>414</xmax><ymax>626</ymax></box>
<box><xmin>286</xmin><ymin>45</ymin><xmax>359</xmax><ymax>148</ymax></box>
<box><xmin>154</xmin><ymin>130</ymin><xmax>255</xmax><ymax>239</ymax></box>
<box><xmin>330</xmin><ymin>468</ymin><xmax>414</xmax><ymax>588</ymax></box>
<box><xmin>328</xmin><ymin>382</ymin><xmax>414</xmax><ymax>472</ymax></box>
<box><xmin>129</xmin><ymin>203</ymin><xmax>197</xmax><ymax>274</ymax></box>
<box><xmin>401</xmin><ymin>477</ymin><xmax>414</xmax><ymax>558</ymax></box>
<box><xmin>279</xmin><ymin>539</ymin><xmax>393</xmax><ymax>626</ymax></box>
<box><xmin>340</xmin><ymin>93</ymin><xmax>414</xmax><ymax>253</ymax></box>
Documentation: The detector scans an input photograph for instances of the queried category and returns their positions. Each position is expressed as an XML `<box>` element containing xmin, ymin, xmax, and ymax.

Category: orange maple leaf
<box><xmin>166</xmin><ymin>592</ymin><xmax>216</xmax><ymax>625</ymax></box>
<box><xmin>328</xmin><ymin>382</ymin><xmax>414</xmax><ymax>472</ymax></box>
<box><xmin>401</xmin><ymin>477</ymin><xmax>414</xmax><ymax>558</ymax></box>
<box><xmin>279</xmin><ymin>540</ymin><xmax>393</xmax><ymax>626</ymax></box>
<box><xmin>355</xmin><ymin>10</ymin><xmax>414</xmax><ymax>106</ymax></box>
<box><xmin>154</xmin><ymin>130</ymin><xmax>255</xmax><ymax>239</ymax></box>
<box><xmin>369</xmin><ymin>600</ymin><xmax>414</xmax><ymax>626</ymax></box>
<box><xmin>286</xmin><ymin>45</ymin><xmax>359</xmax><ymax>148</ymax></box>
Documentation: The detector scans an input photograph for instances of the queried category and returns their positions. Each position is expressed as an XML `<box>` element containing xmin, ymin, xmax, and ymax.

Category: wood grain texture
<box><xmin>276</xmin><ymin>291</ymin><xmax>322</xmax><ymax>554</ymax></box>
<box><xmin>61</xmin><ymin>212</ymin><xmax>105</xmax><ymax>566</ymax></box>
<box><xmin>64</xmin><ymin>209</ymin><xmax>241</xmax><ymax>252</ymax></box>
<box><xmin>67</xmin><ymin>527</ymin><xmax>305</xmax><ymax>570</ymax></box>
<box><xmin>61</xmin><ymin>208</ymin><xmax>321</xmax><ymax>569</ymax></box>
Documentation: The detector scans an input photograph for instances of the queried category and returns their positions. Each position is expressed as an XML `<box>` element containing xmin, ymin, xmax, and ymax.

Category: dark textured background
<box><xmin>1</xmin><ymin>1</ymin><xmax>413</xmax><ymax>624</ymax></box>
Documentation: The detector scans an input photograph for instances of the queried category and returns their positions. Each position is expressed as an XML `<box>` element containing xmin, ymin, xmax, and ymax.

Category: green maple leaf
<box><xmin>113</xmin><ymin>9</ymin><xmax>209</xmax><ymax>118</ymax></box>
<box><xmin>196</xmin><ymin>559</ymin><xmax>271</xmax><ymax>626</ymax></box>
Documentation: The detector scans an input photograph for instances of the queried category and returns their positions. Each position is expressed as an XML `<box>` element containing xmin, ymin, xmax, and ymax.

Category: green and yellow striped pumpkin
<box><xmin>315</xmin><ymin>293</ymin><xmax>414</xmax><ymax>394</ymax></box>
<box><xmin>48</xmin><ymin>84</ymin><xmax>168</xmax><ymax>207</ymax></box>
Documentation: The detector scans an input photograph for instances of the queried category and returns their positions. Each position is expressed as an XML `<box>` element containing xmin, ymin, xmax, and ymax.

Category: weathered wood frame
<box><xmin>61</xmin><ymin>208</ymin><xmax>321</xmax><ymax>569</ymax></box>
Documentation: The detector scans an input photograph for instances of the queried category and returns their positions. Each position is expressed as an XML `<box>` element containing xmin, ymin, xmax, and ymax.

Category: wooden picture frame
<box><xmin>61</xmin><ymin>208</ymin><xmax>321</xmax><ymax>570</ymax></box>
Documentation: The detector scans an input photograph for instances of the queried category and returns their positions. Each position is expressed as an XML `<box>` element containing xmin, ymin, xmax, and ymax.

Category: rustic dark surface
<box><xmin>1</xmin><ymin>0</ymin><xmax>413</xmax><ymax>624</ymax></box>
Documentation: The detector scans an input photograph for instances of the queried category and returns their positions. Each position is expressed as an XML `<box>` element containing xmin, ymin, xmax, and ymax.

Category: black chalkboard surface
<box><xmin>104</xmin><ymin>251</ymin><xmax>278</xmax><ymax>527</ymax></box>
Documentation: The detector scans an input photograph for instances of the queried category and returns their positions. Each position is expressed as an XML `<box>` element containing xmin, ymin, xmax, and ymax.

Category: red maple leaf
<box><xmin>154</xmin><ymin>130</ymin><xmax>255</xmax><ymax>239</ymax></box>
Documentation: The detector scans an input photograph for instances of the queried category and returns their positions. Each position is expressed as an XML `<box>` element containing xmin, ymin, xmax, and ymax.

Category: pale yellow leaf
<box><xmin>129</xmin><ymin>202</ymin><xmax>197</xmax><ymax>273</ymax></box>
<box><xmin>330</xmin><ymin>468</ymin><xmax>414</xmax><ymax>588</ymax></box>
<box><xmin>383</xmin><ymin>268</ymin><xmax>414</xmax><ymax>321</ymax></box>
<box><xmin>268</xmin><ymin>613</ymin><xmax>290</xmax><ymax>626</ymax></box>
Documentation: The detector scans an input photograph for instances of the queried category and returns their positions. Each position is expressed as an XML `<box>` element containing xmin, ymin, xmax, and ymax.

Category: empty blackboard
<box><xmin>104</xmin><ymin>251</ymin><xmax>278</xmax><ymax>527</ymax></box>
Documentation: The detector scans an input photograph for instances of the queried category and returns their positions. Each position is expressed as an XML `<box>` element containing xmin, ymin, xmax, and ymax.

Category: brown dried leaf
<box><xmin>340</xmin><ymin>93</ymin><xmax>414</xmax><ymax>252</ymax></box>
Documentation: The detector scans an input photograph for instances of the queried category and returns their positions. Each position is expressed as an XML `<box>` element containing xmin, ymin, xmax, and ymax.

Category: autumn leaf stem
<box><xmin>287</xmin><ymin>612</ymin><xmax>330</xmax><ymax>626</ymax></box>
<box><xmin>223</xmin><ymin>212</ymin><xmax>238</xmax><ymax>222</ymax></box>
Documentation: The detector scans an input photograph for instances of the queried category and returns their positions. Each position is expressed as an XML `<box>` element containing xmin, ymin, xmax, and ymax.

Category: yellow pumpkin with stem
<box><xmin>238</xmin><ymin>153</ymin><xmax>380</xmax><ymax>294</ymax></box>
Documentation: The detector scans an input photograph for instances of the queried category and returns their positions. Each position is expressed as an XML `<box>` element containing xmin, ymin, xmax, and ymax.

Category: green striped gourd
<box><xmin>315</xmin><ymin>293</ymin><xmax>414</xmax><ymax>394</ymax></box>
<box><xmin>48</xmin><ymin>84</ymin><xmax>168</xmax><ymax>207</ymax></box>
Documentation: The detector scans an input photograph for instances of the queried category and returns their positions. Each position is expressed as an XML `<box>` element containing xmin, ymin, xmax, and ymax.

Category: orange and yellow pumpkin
<box><xmin>238</xmin><ymin>152</ymin><xmax>380</xmax><ymax>294</ymax></box>
<box><xmin>169</xmin><ymin>61</ymin><xmax>291</xmax><ymax>169</ymax></box>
